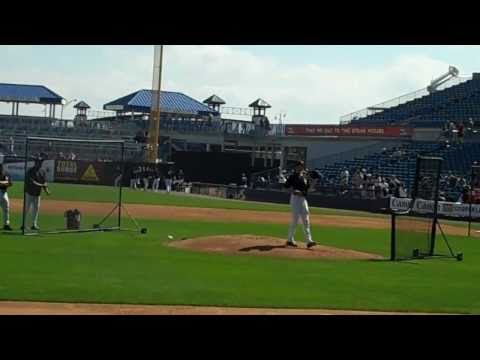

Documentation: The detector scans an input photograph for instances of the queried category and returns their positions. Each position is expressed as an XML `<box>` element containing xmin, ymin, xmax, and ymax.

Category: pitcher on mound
<box><xmin>284</xmin><ymin>161</ymin><xmax>317</xmax><ymax>249</ymax></box>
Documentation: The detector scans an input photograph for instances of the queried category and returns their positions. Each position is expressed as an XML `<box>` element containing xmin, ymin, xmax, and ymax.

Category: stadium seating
<box><xmin>350</xmin><ymin>75</ymin><xmax>480</xmax><ymax>127</ymax></box>
<box><xmin>314</xmin><ymin>140</ymin><xmax>480</xmax><ymax>201</ymax></box>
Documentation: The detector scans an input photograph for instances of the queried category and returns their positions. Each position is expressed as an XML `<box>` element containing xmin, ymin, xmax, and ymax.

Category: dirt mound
<box><xmin>168</xmin><ymin>235</ymin><xmax>384</xmax><ymax>260</ymax></box>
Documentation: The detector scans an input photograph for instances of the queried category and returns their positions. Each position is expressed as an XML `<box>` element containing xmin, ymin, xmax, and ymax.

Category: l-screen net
<box><xmin>391</xmin><ymin>156</ymin><xmax>442</xmax><ymax>260</ymax></box>
<box><xmin>21</xmin><ymin>137</ymin><xmax>125</xmax><ymax>235</ymax></box>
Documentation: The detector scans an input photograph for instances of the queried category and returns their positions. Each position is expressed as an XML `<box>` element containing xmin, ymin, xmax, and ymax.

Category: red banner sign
<box><xmin>285</xmin><ymin>125</ymin><xmax>412</xmax><ymax>138</ymax></box>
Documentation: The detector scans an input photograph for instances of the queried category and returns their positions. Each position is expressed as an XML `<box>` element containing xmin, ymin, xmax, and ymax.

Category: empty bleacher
<box><xmin>348</xmin><ymin>73</ymin><xmax>480</xmax><ymax>128</ymax></box>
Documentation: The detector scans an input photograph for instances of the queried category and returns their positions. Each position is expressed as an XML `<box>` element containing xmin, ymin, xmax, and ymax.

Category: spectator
<box><xmin>241</xmin><ymin>173</ymin><xmax>248</xmax><ymax>188</ymax></box>
<box><xmin>457</xmin><ymin>121</ymin><xmax>465</xmax><ymax>144</ymax></box>
<box><xmin>450</xmin><ymin>121</ymin><xmax>458</xmax><ymax>142</ymax></box>
<box><xmin>469</xmin><ymin>118</ymin><xmax>475</xmax><ymax>131</ymax></box>
<box><xmin>340</xmin><ymin>168</ymin><xmax>349</xmax><ymax>188</ymax></box>
<box><xmin>448</xmin><ymin>172</ymin><xmax>458</xmax><ymax>188</ymax></box>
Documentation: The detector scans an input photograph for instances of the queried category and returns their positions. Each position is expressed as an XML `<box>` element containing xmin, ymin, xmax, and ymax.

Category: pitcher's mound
<box><xmin>169</xmin><ymin>235</ymin><xmax>383</xmax><ymax>260</ymax></box>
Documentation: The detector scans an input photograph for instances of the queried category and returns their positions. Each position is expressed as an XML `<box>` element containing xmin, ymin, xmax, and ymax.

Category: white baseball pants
<box><xmin>165</xmin><ymin>179</ymin><xmax>172</xmax><ymax>193</ymax></box>
<box><xmin>0</xmin><ymin>191</ymin><xmax>10</xmax><ymax>226</ymax></box>
<box><xmin>25</xmin><ymin>193</ymin><xmax>40</xmax><ymax>228</ymax></box>
<box><xmin>288</xmin><ymin>194</ymin><xmax>313</xmax><ymax>244</ymax></box>
<box><xmin>130</xmin><ymin>178</ymin><xmax>137</xmax><ymax>189</ymax></box>
<box><xmin>153</xmin><ymin>178</ymin><xmax>161</xmax><ymax>192</ymax></box>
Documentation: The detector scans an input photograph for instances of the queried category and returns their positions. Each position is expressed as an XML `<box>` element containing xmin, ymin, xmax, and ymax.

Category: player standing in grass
<box><xmin>0</xmin><ymin>164</ymin><xmax>13</xmax><ymax>230</ymax></box>
<box><xmin>152</xmin><ymin>169</ymin><xmax>161</xmax><ymax>192</ymax></box>
<box><xmin>165</xmin><ymin>169</ymin><xmax>173</xmax><ymax>193</ymax></box>
<box><xmin>24</xmin><ymin>158</ymin><xmax>49</xmax><ymax>231</ymax></box>
<box><xmin>284</xmin><ymin>161</ymin><xmax>317</xmax><ymax>248</ymax></box>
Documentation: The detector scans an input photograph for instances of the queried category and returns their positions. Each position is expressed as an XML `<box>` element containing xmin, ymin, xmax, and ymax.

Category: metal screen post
<box><xmin>429</xmin><ymin>158</ymin><xmax>442</xmax><ymax>256</ymax></box>
<box><xmin>118</xmin><ymin>142</ymin><xmax>125</xmax><ymax>229</ymax></box>
<box><xmin>21</xmin><ymin>139</ymin><xmax>29</xmax><ymax>235</ymax></box>
<box><xmin>468</xmin><ymin>165</ymin><xmax>479</xmax><ymax>237</ymax></box>
<box><xmin>468</xmin><ymin>170</ymin><xmax>473</xmax><ymax>237</ymax></box>
<box><xmin>391</xmin><ymin>213</ymin><xmax>396</xmax><ymax>261</ymax></box>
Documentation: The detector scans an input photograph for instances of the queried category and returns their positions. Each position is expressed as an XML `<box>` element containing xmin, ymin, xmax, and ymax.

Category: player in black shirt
<box><xmin>24</xmin><ymin>158</ymin><xmax>50</xmax><ymax>231</ymax></box>
<box><xmin>284</xmin><ymin>161</ymin><xmax>317</xmax><ymax>248</ymax></box>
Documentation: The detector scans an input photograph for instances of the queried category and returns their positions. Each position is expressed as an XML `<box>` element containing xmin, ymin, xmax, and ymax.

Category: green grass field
<box><xmin>0</xmin><ymin>182</ymin><xmax>477</xmax><ymax>313</ymax></box>
<box><xmin>7</xmin><ymin>182</ymin><xmax>388</xmax><ymax>218</ymax></box>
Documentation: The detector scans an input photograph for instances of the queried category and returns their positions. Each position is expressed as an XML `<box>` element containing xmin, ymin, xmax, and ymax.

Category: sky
<box><xmin>1</xmin><ymin>45</ymin><xmax>480</xmax><ymax>123</ymax></box>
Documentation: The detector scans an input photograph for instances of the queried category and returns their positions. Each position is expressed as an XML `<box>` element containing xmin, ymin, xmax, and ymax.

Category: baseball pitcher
<box><xmin>284</xmin><ymin>161</ymin><xmax>318</xmax><ymax>248</ymax></box>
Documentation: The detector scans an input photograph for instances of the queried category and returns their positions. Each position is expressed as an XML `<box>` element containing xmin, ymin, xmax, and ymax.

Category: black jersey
<box><xmin>0</xmin><ymin>171</ymin><xmax>11</xmax><ymax>192</ymax></box>
<box><xmin>284</xmin><ymin>171</ymin><xmax>310</xmax><ymax>197</ymax></box>
<box><xmin>25</xmin><ymin>167</ymin><xmax>46</xmax><ymax>196</ymax></box>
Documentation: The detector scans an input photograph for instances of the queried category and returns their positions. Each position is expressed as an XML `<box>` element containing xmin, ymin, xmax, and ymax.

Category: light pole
<box><xmin>61</xmin><ymin>98</ymin><xmax>77</xmax><ymax>121</ymax></box>
<box><xmin>274</xmin><ymin>113</ymin><xmax>286</xmax><ymax>135</ymax></box>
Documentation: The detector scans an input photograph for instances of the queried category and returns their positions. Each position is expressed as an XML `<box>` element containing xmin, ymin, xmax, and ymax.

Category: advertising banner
<box><xmin>54</xmin><ymin>160</ymin><xmax>172</xmax><ymax>186</ymax></box>
<box><xmin>285</xmin><ymin>125</ymin><xmax>412</xmax><ymax>138</ymax></box>
<box><xmin>54</xmin><ymin>160</ymin><xmax>122</xmax><ymax>186</ymax></box>
<box><xmin>390</xmin><ymin>197</ymin><xmax>480</xmax><ymax>219</ymax></box>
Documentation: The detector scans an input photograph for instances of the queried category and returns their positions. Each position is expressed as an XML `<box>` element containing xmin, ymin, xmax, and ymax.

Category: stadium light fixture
<box><xmin>61</xmin><ymin>98</ymin><xmax>78</xmax><ymax>120</ymax></box>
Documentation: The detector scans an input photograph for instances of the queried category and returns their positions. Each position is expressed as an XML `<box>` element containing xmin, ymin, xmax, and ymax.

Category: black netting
<box><xmin>21</xmin><ymin>137</ymin><xmax>124</xmax><ymax>234</ymax></box>
<box><xmin>392</xmin><ymin>157</ymin><xmax>442</xmax><ymax>260</ymax></box>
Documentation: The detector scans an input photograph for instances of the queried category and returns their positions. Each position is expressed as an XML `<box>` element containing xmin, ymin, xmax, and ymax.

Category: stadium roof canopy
<box><xmin>104</xmin><ymin>90</ymin><xmax>217</xmax><ymax>116</ymax></box>
<box><xmin>74</xmin><ymin>101</ymin><xmax>90</xmax><ymax>109</ymax></box>
<box><xmin>203</xmin><ymin>94</ymin><xmax>226</xmax><ymax>105</ymax></box>
<box><xmin>249</xmin><ymin>98</ymin><xmax>271</xmax><ymax>109</ymax></box>
<box><xmin>0</xmin><ymin>83</ymin><xmax>63</xmax><ymax>104</ymax></box>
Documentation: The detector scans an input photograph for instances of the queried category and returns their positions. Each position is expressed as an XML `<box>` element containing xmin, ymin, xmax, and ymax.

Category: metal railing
<box><xmin>86</xmin><ymin>110</ymin><xmax>117</xmax><ymax>119</ymax></box>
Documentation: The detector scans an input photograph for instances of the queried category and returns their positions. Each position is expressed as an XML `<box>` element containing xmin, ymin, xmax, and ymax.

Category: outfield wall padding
<box><xmin>244</xmin><ymin>189</ymin><xmax>389</xmax><ymax>213</ymax></box>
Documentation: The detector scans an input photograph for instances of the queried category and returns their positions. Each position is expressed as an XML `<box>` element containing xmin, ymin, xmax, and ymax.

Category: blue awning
<box><xmin>103</xmin><ymin>90</ymin><xmax>217</xmax><ymax>115</ymax></box>
<box><xmin>0</xmin><ymin>83</ymin><xmax>63</xmax><ymax>104</ymax></box>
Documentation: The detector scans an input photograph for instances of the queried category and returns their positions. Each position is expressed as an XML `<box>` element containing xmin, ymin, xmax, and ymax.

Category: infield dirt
<box><xmin>10</xmin><ymin>199</ymin><xmax>470</xmax><ymax>237</ymax></box>
<box><xmin>168</xmin><ymin>234</ymin><xmax>384</xmax><ymax>260</ymax></box>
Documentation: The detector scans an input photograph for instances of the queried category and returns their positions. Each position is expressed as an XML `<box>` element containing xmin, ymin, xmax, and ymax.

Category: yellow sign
<box><xmin>81</xmin><ymin>164</ymin><xmax>99</xmax><ymax>182</ymax></box>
